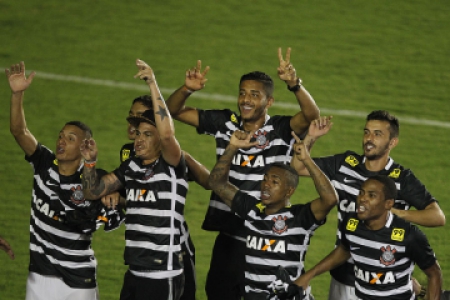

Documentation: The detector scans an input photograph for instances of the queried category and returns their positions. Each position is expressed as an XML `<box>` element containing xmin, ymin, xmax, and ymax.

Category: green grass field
<box><xmin>1</xmin><ymin>1</ymin><xmax>449</xmax><ymax>299</ymax></box>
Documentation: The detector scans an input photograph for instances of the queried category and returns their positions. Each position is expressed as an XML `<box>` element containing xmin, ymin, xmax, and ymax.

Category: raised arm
<box><xmin>165</xmin><ymin>60</ymin><xmax>210</xmax><ymax>127</ymax></box>
<box><xmin>294</xmin><ymin>244</ymin><xmax>350</xmax><ymax>289</ymax></box>
<box><xmin>290</xmin><ymin>116</ymin><xmax>333</xmax><ymax>176</ymax></box>
<box><xmin>80</xmin><ymin>138</ymin><xmax>123</xmax><ymax>200</ymax></box>
<box><xmin>277</xmin><ymin>47</ymin><xmax>320</xmax><ymax>135</ymax></box>
<box><xmin>391</xmin><ymin>201</ymin><xmax>445</xmax><ymax>227</ymax></box>
<box><xmin>208</xmin><ymin>130</ymin><xmax>258</xmax><ymax>207</ymax></box>
<box><xmin>293</xmin><ymin>135</ymin><xmax>338</xmax><ymax>221</ymax></box>
<box><xmin>134</xmin><ymin>59</ymin><xmax>181</xmax><ymax>167</ymax></box>
<box><xmin>422</xmin><ymin>261</ymin><xmax>442</xmax><ymax>300</ymax></box>
<box><xmin>6</xmin><ymin>62</ymin><xmax>38</xmax><ymax>156</ymax></box>
<box><xmin>184</xmin><ymin>151</ymin><xmax>211</xmax><ymax>190</ymax></box>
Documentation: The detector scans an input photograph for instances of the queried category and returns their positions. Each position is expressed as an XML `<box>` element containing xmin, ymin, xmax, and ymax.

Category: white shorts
<box><xmin>327</xmin><ymin>277</ymin><xmax>357</xmax><ymax>300</ymax></box>
<box><xmin>26</xmin><ymin>272</ymin><xmax>99</xmax><ymax>300</ymax></box>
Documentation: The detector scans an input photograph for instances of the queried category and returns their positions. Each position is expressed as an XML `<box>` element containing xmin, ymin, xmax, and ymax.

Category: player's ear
<box><xmin>266</xmin><ymin>96</ymin><xmax>274</xmax><ymax>109</ymax></box>
<box><xmin>385</xmin><ymin>198</ymin><xmax>395</xmax><ymax>210</ymax></box>
<box><xmin>388</xmin><ymin>137</ymin><xmax>398</xmax><ymax>150</ymax></box>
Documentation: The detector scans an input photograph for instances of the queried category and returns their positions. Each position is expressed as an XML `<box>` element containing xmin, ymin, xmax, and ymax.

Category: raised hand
<box><xmin>292</xmin><ymin>131</ymin><xmax>311</xmax><ymax>162</ymax></box>
<box><xmin>307</xmin><ymin>116</ymin><xmax>333</xmax><ymax>139</ymax></box>
<box><xmin>185</xmin><ymin>60</ymin><xmax>210</xmax><ymax>91</ymax></box>
<box><xmin>134</xmin><ymin>59</ymin><xmax>156</xmax><ymax>85</ymax></box>
<box><xmin>277</xmin><ymin>47</ymin><xmax>298</xmax><ymax>83</ymax></box>
<box><xmin>229</xmin><ymin>130</ymin><xmax>259</xmax><ymax>149</ymax></box>
<box><xmin>5</xmin><ymin>61</ymin><xmax>36</xmax><ymax>94</ymax></box>
<box><xmin>80</xmin><ymin>138</ymin><xmax>98</xmax><ymax>163</ymax></box>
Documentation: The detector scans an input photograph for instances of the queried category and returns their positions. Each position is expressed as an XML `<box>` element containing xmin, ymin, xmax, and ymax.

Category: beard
<box><xmin>363</xmin><ymin>141</ymin><xmax>390</xmax><ymax>161</ymax></box>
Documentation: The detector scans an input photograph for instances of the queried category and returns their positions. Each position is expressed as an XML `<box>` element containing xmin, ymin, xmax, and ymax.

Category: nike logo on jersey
<box><xmin>46</xmin><ymin>180</ymin><xmax>58</xmax><ymax>186</ymax></box>
<box><xmin>246</xmin><ymin>235</ymin><xmax>286</xmax><ymax>253</ymax></box>
<box><xmin>343</xmin><ymin>177</ymin><xmax>356</xmax><ymax>183</ymax></box>
<box><xmin>350</xmin><ymin>246</ymin><xmax>360</xmax><ymax>251</ymax></box>
<box><xmin>232</xmin><ymin>154</ymin><xmax>265</xmax><ymax>168</ymax></box>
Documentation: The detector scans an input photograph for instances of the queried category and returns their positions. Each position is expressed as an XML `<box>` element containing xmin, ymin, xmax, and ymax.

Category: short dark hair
<box><xmin>368</xmin><ymin>175</ymin><xmax>398</xmax><ymax>200</ymax></box>
<box><xmin>240</xmin><ymin>71</ymin><xmax>274</xmax><ymax>97</ymax></box>
<box><xmin>269</xmin><ymin>163</ymin><xmax>299</xmax><ymax>189</ymax></box>
<box><xmin>65</xmin><ymin>121</ymin><xmax>93</xmax><ymax>139</ymax></box>
<box><xmin>366</xmin><ymin>110</ymin><xmax>399</xmax><ymax>139</ymax></box>
<box><xmin>132</xmin><ymin>95</ymin><xmax>153</xmax><ymax>109</ymax></box>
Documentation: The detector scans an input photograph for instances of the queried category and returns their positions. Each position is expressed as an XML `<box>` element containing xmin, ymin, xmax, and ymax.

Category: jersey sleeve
<box><xmin>406</xmin><ymin>225</ymin><xmax>436</xmax><ymax>270</ymax></box>
<box><xmin>313</xmin><ymin>153</ymin><xmax>343</xmax><ymax>179</ymax></box>
<box><xmin>25</xmin><ymin>143</ymin><xmax>55</xmax><ymax>171</ymax></box>
<box><xmin>231</xmin><ymin>190</ymin><xmax>260</xmax><ymax>219</ymax></box>
<box><xmin>269</xmin><ymin>115</ymin><xmax>296</xmax><ymax>143</ymax></box>
<box><xmin>397</xmin><ymin>169</ymin><xmax>437</xmax><ymax>210</ymax></box>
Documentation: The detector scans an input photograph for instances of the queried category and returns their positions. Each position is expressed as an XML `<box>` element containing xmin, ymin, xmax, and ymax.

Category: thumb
<box><xmin>28</xmin><ymin>71</ymin><xmax>36</xmax><ymax>83</ymax></box>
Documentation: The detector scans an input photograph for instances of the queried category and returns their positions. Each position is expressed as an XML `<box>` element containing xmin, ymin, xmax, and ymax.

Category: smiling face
<box><xmin>362</xmin><ymin>120</ymin><xmax>398</xmax><ymax>161</ymax></box>
<box><xmin>260</xmin><ymin>166</ymin><xmax>295</xmax><ymax>212</ymax></box>
<box><xmin>55</xmin><ymin>125</ymin><xmax>86</xmax><ymax>162</ymax></box>
<box><xmin>356</xmin><ymin>179</ymin><xmax>394</xmax><ymax>228</ymax></box>
<box><xmin>127</xmin><ymin>101</ymin><xmax>152</xmax><ymax>140</ymax></box>
<box><xmin>238</xmin><ymin>80</ymin><xmax>273</xmax><ymax>125</ymax></box>
<box><xmin>133</xmin><ymin>122</ymin><xmax>161</xmax><ymax>164</ymax></box>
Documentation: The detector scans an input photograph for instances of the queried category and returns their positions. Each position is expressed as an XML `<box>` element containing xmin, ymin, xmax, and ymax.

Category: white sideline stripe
<box><xmin>7</xmin><ymin>68</ymin><xmax>449</xmax><ymax>129</ymax></box>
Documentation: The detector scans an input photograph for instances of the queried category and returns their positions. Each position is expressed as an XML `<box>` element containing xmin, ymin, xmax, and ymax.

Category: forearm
<box><xmin>82</xmin><ymin>165</ymin><xmax>107</xmax><ymax>200</ymax></box>
<box><xmin>391</xmin><ymin>204</ymin><xmax>445</xmax><ymax>227</ymax></box>
<box><xmin>290</xmin><ymin>134</ymin><xmax>318</xmax><ymax>176</ymax></box>
<box><xmin>166</xmin><ymin>85</ymin><xmax>191</xmax><ymax>117</ymax></box>
<box><xmin>304</xmin><ymin>157</ymin><xmax>337</xmax><ymax>207</ymax></box>
<box><xmin>424</xmin><ymin>263</ymin><xmax>442</xmax><ymax>300</ymax></box>
<box><xmin>149</xmin><ymin>81</ymin><xmax>175</xmax><ymax>138</ymax></box>
<box><xmin>208</xmin><ymin>145</ymin><xmax>239</xmax><ymax>207</ymax></box>
<box><xmin>185</xmin><ymin>151</ymin><xmax>211</xmax><ymax>190</ymax></box>
<box><xmin>292</xmin><ymin>85</ymin><xmax>320</xmax><ymax>123</ymax></box>
<box><xmin>10</xmin><ymin>92</ymin><xmax>27</xmax><ymax>136</ymax></box>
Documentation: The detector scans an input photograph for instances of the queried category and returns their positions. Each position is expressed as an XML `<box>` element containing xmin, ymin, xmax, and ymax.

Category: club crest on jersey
<box><xmin>143</xmin><ymin>168</ymin><xmax>155</xmax><ymax>180</ymax></box>
<box><xmin>380</xmin><ymin>245</ymin><xmax>397</xmax><ymax>266</ymax></box>
<box><xmin>252</xmin><ymin>130</ymin><xmax>269</xmax><ymax>149</ymax></box>
<box><xmin>345</xmin><ymin>155</ymin><xmax>359</xmax><ymax>167</ymax></box>
<box><xmin>272</xmin><ymin>215</ymin><xmax>288</xmax><ymax>234</ymax></box>
<box><xmin>388</xmin><ymin>168</ymin><xmax>401</xmax><ymax>179</ymax></box>
<box><xmin>70</xmin><ymin>185</ymin><xmax>86</xmax><ymax>205</ymax></box>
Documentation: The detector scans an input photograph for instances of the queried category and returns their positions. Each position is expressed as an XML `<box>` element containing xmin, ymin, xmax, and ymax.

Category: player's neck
<box><xmin>364</xmin><ymin>212</ymin><xmax>390</xmax><ymax>231</ymax></box>
<box><xmin>58</xmin><ymin>159</ymin><xmax>81</xmax><ymax>176</ymax></box>
<box><xmin>364</xmin><ymin>155</ymin><xmax>390</xmax><ymax>172</ymax></box>
<box><xmin>242</xmin><ymin>117</ymin><xmax>266</xmax><ymax>133</ymax></box>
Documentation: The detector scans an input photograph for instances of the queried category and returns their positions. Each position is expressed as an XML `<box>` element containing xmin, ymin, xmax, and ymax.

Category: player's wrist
<box><xmin>84</xmin><ymin>159</ymin><xmax>97</xmax><ymax>168</ymax></box>
<box><xmin>287</xmin><ymin>78</ymin><xmax>303</xmax><ymax>92</ymax></box>
<box><xmin>182</xmin><ymin>85</ymin><xmax>194</xmax><ymax>94</ymax></box>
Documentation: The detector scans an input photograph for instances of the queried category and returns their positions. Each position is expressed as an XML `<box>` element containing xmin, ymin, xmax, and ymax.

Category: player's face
<box><xmin>260</xmin><ymin>167</ymin><xmax>291</xmax><ymax>210</ymax></box>
<box><xmin>55</xmin><ymin>125</ymin><xmax>85</xmax><ymax>162</ymax></box>
<box><xmin>362</xmin><ymin>120</ymin><xmax>395</xmax><ymax>160</ymax></box>
<box><xmin>127</xmin><ymin>102</ymin><xmax>150</xmax><ymax>140</ymax></box>
<box><xmin>238</xmin><ymin>80</ymin><xmax>273</xmax><ymax>124</ymax></box>
<box><xmin>356</xmin><ymin>179</ymin><xmax>391</xmax><ymax>225</ymax></box>
<box><xmin>134</xmin><ymin>122</ymin><xmax>161</xmax><ymax>164</ymax></box>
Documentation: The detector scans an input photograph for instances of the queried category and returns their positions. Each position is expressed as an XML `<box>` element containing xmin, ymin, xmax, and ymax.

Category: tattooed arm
<box><xmin>292</xmin><ymin>137</ymin><xmax>337</xmax><ymax>222</ymax></box>
<box><xmin>208</xmin><ymin>131</ymin><xmax>258</xmax><ymax>207</ymax></box>
<box><xmin>80</xmin><ymin>138</ymin><xmax>123</xmax><ymax>200</ymax></box>
<box><xmin>134</xmin><ymin>59</ymin><xmax>181</xmax><ymax>167</ymax></box>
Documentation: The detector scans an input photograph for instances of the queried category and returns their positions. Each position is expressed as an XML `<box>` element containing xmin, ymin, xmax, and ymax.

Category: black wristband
<box><xmin>287</xmin><ymin>78</ymin><xmax>303</xmax><ymax>92</ymax></box>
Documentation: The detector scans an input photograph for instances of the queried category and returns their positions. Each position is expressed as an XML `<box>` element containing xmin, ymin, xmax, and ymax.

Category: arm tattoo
<box><xmin>156</xmin><ymin>104</ymin><xmax>168</xmax><ymax>121</ymax></box>
<box><xmin>82</xmin><ymin>167</ymin><xmax>122</xmax><ymax>200</ymax></box>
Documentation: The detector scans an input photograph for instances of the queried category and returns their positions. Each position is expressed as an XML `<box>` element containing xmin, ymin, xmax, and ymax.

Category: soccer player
<box><xmin>166</xmin><ymin>47</ymin><xmax>320</xmax><ymax>300</ymax></box>
<box><xmin>7</xmin><ymin>61</ymin><xmax>123</xmax><ymax>300</ymax></box>
<box><xmin>0</xmin><ymin>235</ymin><xmax>14</xmax><ymax>260</ymax></box>
<box><xmin>296</xmin><ymin>175</ymin><xmax>442</xmax><ymax>300</ymax></box>
<box><xmin>114</xmin><ymin>94</ymin><xmax>210</xmax><ymax>300</ymax></box>
<box><xmin>81</xmin><ymin>59</ymin><xmax>189</xmax><ymax>300</ymax></box>
<box><xmin>291</xmin><ymin>111</ymin><xmax>446</xmax><ymax>300</ymax></box>
<box><xmin>208</xmin><ymin>130</ymin><xmax>338</xmax><ymax>299</ymax></box>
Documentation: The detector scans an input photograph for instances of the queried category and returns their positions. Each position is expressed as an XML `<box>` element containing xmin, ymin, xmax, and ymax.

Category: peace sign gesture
<box><xmin>185</xmin><ymin>60</ymin><xmax>210</xmax><ymax>91</ymax></box>
<box><xmin>277</xmin><ymin>47</ymin><xmax>297</xmax><ymax>82</ymax></box>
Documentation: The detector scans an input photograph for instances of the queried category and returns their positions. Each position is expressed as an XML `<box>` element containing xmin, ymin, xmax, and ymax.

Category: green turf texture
<box><xmin>0</xmin><ymin>1</ymin><xmax>449</xmax><ymax>299</ymax></box>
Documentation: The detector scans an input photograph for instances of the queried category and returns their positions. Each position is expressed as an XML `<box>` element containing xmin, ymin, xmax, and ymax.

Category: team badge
<box><xmin>272</xmin><ymin>215</ymin><xmax>288</xmax><ymax>234</ymax></box>
<box><xmin>389</xmin><ymin>168</ymin><xmax>401</xmax><ymax>179</ymax></box>
<box><xmin>253</xmin><ymin>130</ymin><xmax>269</xmax><ymax>149</ymax></box>
<box><xmin>143</xmin><ymin>167</ymin><xmax>155</xmax><ymax>180</ymax></box>
<box><xmin>345</xmin><ymin>155</ymin><xmax>359</xmax><ymax>167</ymax></box>
<box><xmin>70</xmin><ymin>186</ymin><xmax>86</xmax><ymax>205</ymax></box>
<box><xmin>380</xmin><ymin>245</ymin><xmax>397</xmax><ymax>266</ymax></box>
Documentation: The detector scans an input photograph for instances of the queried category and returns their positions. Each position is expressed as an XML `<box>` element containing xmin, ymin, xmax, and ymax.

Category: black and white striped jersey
<box><xmin>26</xmin><ymin>143</ymin><xmax>123</xmax><ymax>288</ymax></box>
<box><xmin>313</xmin><ymin>150</ymin><xmax>437</xmax><ymax>286</ymax></box>
<box><xmin>341</xmin><ymin>213</ymin><xmax>436</xmax><ymax>300</ymax></box>
<box><xmin>197</xmin><ymin>109</ymin><xmax>294</xmax><ymax>238</ymax></box>
<box><xmin>231</xmin><ymin>191</ymin><xmax>324</xmax><ymax>298</ymax></box>
<box><xmin>113</xmin><ymin>155</ymin><xmax>188</xmax><ymax>279</ymax></box>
